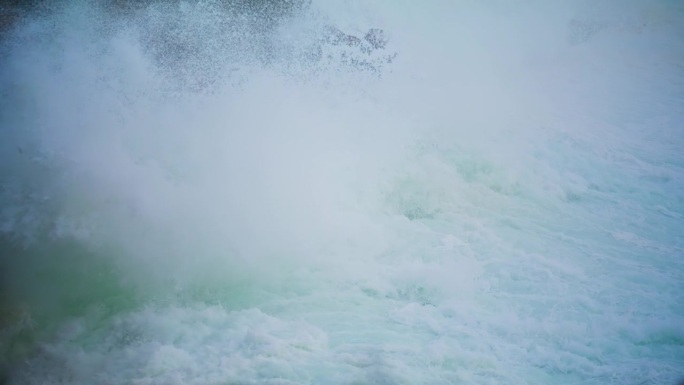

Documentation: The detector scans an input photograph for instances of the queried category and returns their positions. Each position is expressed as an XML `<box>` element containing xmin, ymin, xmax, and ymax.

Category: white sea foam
<box><xmin>1</xmin><ymin>0</ymin><xmax>682</xmax><ymax>384</ymax></box>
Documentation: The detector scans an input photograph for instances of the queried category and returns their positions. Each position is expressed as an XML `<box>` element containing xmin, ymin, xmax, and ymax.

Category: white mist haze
<box><xmin>0</xmin><ymin>0</ymin><xmax>682</xmax><ymax>384</ymax></box>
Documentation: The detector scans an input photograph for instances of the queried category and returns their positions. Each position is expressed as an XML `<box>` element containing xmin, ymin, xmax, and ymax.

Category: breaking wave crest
<box><xmin>1</xmin><ymin>1</ymin><xmax>683</xmax><ymax>384</ymax></box>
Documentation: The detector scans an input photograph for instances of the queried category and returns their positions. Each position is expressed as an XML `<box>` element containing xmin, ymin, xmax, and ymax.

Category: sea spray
<box><xmin>1</xmin><ymin>1</ymin><xmax>683</xmax><ymax>384</ymax></box>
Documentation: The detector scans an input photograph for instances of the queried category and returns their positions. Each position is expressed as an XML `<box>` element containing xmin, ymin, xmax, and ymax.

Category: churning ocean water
<box><xmin>0</xmin><ymin>0</ymin><xmax>683</xmax><ymax>384</ymax></box>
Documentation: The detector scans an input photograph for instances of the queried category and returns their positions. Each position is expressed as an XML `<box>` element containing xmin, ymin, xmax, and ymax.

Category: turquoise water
<box><xmin>1</xmin><ymin>1</ymin><xmax>683</xmax><ymax>384</ymax></box>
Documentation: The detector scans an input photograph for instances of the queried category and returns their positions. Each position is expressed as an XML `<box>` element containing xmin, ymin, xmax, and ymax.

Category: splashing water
<box><xmin>1</xmin><ymin>0</ymin><xmax>683</xmax><ymax>384</ymax></box>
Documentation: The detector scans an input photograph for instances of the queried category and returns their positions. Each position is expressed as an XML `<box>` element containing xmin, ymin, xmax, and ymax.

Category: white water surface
<box><xmin>0</xmin><ymin>1</ymin><xmax>683</xmax><ymax>384</ymax></box>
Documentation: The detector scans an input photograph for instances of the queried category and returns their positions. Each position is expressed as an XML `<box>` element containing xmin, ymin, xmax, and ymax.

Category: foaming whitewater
<box><xmin>1</xmin><ymin>1</ymin><xmax>683</xmax><ymax>384</ymax></box>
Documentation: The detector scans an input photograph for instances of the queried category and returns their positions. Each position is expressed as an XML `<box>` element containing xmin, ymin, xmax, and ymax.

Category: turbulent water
<box><xmin>0</xmin><ymin>0</ymin><xmax>683</xmax><ymax>384</ymax></box>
